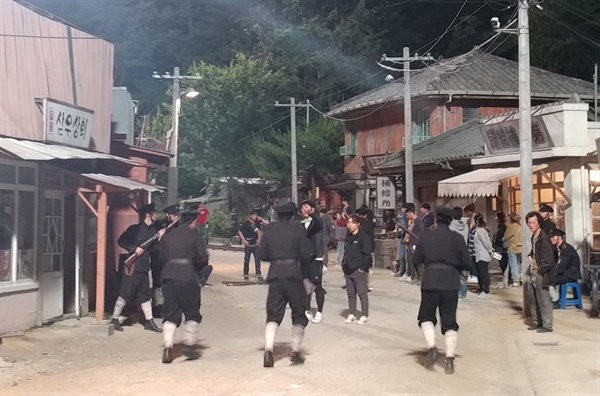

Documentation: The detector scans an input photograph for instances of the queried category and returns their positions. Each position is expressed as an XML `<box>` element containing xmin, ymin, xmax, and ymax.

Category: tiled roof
<box><xmin>329</xmin><ymin>50</ymin><xmax>595</xmax><ymax>116</ymax></box>
<box><xmin>374</xmin><ymin>120</ymin><xmax>484</xmax><ymax>170</ymax></box>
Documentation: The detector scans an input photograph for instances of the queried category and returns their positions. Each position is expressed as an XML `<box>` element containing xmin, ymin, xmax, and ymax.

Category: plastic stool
<box><xmin>559</xmin><ymin>282</ymin><xmax>582</xmax><ymax>309</ymax></box>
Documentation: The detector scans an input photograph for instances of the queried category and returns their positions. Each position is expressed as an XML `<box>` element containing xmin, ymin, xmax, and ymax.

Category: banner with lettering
<box><xmin>43</xmin><ymin>98</ymin><xmax>94</xmax><ymax>149</ymax></box>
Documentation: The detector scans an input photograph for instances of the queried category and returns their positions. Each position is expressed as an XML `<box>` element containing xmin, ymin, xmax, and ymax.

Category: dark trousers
<box><xmin>498</xmin><ymin>252</ymin><xmax>509</xmax><ymax>280</ymax></box>
<box><xmin>470</xmin><ymin>256</ymin><xmax>478</xmax><ymax>277</ymax></box>
<box><xmin>243</xmin><ymin>245</ymin><xmax>261</xmax><ymax>276</ymax></box>
<box><xmin>161</xmin><ymin>279</ymin><xmax>201</xmax><ymax>326</ymax></box>
<box><xmin>554</xmin><ymin>274</ymin><xmax>577</xmax><ymax>285</ymax></box>
<box><xmin>418</xmin><ymin>289</ymin><xmax>459</xmax><ymax>334</ymax></box>
<box><xmin>197</xmin><ymin>265</ymin><xmax>213</xmax><ymax>282</ymax></box>
<box><xmin>266</xmin><ymin>278</ymin><xmax>308</xmax><ymax>327</ymax></box>
<box><xmin>476</xmin><ymin>260</ymin><xmax>490</xmax><ymax>293</ymax></box>
<box><xmin>345</xmin><ymin>270</ymin><xmax>369</xmax><ymax>317</ymax></box>
<box><xmin>119</xmin><ymin>271</ymin><xmax>152</xmax><ymax>303</ymax></box>
<box><xmin>306</xmin><ymin>261</ymin><xmax>325</xmax><ymax>312</ymax></box>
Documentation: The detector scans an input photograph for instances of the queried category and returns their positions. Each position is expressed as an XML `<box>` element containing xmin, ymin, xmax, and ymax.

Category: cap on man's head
<box><xmin>405</xmin><ymin>203</ymin><xmax>416</xmax><ymax>213</ymax></box>
<box><xmin>163</xmin><ymin>204</ymin><xmax>180</xmax><ymax>215</ymax></box>
<box><xmin>274</xmin><ymin>201</ymin><xmax>297</xmax><ymax>215</ymax></box>
<box><xmin>356</xmin><ymin>207</ymin><xmax>368</xmax><ymax>216</ymax></box>
<box><xmin>139</xmin><ymin>202</ymin><xmax>156</xmax><ymax>217</ymax></box>
<box><xmin>300</xmin><ymin>200</ymin><xmax>315</xmax><ymax>208</ymax></box>
<box><xmin>549</xmin><ymin>228</ymin><xmax>565</xmax><ymax>237</ymax></box>
<box><xmin>436</xmin><ymin>207</ymin><xmax>453</xmax><ymax>221</ymax></box>
<box><xmin>509</xmin><ymin>212</ymin><xmax>521</xmax><ymax>221</ymax></box>
<box><xmin>539</xmin><ymin>203</ymin><xmax>554</xmax><ymax>213</ymax></box>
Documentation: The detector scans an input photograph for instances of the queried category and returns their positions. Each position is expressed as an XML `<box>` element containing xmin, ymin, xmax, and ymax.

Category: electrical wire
<box><xmin>419</xmin><ymin>0</ymin><xmax>469</xmax><ymax>56</ymax></box>
<box><xmin>540</xmin><ymin>10</ymin><xmax>600</xmax><ymax>48</ymax></box>
<box><xmin>554</xmin><ymin>1</ymin><xmax>600</xmax><ymax>27</ymax></box>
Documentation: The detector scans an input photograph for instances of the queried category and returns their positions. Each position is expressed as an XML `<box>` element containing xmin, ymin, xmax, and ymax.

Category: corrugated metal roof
<box><xmin>374</xmin><ymin>120</ymin><xmax>484</xmax><ymax>169</ymax></box>
<box><xmin>81</xmin><ymin>173</ymin><xmax>164</xmax><ymax>193</ymax></box>
<box><xmin>0</xmin><ymin>137</ymin><xmax>140</xmax><ymax>165</ymax></box>
<box><xmin>329</xmin><ymin>51</ymin><xmax>595</xmax><ymax>116</ymax></box>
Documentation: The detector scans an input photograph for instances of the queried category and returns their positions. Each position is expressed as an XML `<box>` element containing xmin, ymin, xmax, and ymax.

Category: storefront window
<box><xmin>0</xmin><ymin>161</ymin><xmax>37</xmax><ymax>283</ymax></box>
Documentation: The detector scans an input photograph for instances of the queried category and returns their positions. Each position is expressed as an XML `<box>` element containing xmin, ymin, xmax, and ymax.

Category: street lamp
<box><xmin>153</xmin><ymin>67</ymin><xmax>202</xmax><ymax>205</ymax></box>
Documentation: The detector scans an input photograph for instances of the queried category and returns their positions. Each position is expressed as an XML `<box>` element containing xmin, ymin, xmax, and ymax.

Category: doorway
<box><xmin>42</xmin><ymin>192</ymin><xmax>64</xmax><ymax>321</ymax></box>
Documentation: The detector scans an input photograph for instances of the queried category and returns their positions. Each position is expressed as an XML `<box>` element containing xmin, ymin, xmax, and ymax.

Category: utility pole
<box><xmin>275</xmin><ymin>98</ymin><xmax>310</xmax><ymax>204</ymax></box>
<box><xmin>152</xmin><ymin>67</ymin><xmax>202</xmax><ymax>205</ymax></box>
<box><xmin>380</xmin><ymin>49</ymin><xmax>434</xmax><ymax>204</ymax></box>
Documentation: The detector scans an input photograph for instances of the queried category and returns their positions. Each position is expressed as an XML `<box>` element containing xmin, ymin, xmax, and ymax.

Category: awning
<box><xmin>81</xmin><ymin>173</ymin><xmax>164</xmax><ymax>193</ymax></box>
<box><xmin>0</xmin><ymin>137</ymin><xmax>140</xmax><ymax>165</ymax></box>
<box><xmin>438</xmin><ymin>164</ymin><xmax>547</xmax><ymax>197</ymax></box>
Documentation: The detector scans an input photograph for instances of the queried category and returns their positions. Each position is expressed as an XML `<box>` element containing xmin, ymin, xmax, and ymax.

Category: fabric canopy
<box><xmin>438</xmin><ymin>164</ymin><xmax>547</xmax><ymax>197</ymax></box>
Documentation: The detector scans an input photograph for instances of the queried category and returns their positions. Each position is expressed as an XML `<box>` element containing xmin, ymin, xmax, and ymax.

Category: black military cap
<box><xmin>163</xmin><ymin>204</ymin><xmax>180</xmax><ymax>215</ymax></box>
<box><xmin>539</xmin><ymin>203</ymin><xmax>554</xmax><ymax>213</ymax></box>
<box><xmin>299</xmin><ymin>200</ymin><xmax>315</xmax><ymax>208</ymax></box>
<box><xmin>356</xmin><ymin>207</ymin><xmax>369</xmax><ymax>216</ymax></box>
<box><xmin>436</xmin><ymin>207</ymin><xmax>454</xmax><ymax>220</ymax></box>
<box><xmin>139</xmin><ymin>202</ymin><xmax>156</xmax><ymax>217</ymax></box>
<box><xmin>274</xmin><ymin>201</ymin><xmax>297</xmax><ymax>215</ymax></box>
<box><xmin>549</xmin><ymin>228</ymin><xmax>565</xmax><ymax>237</ymax></box>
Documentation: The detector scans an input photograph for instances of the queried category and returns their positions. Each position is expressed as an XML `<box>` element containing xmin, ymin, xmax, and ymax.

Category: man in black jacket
<box><xmin>356</xmin><ymin>207</ymin><xmax>375</xmax><ymax>290</ymax></box>
<box><xmin>525</xmin><ymin>211</ymin><xmax>556</xmax><ymax>333</ymax></box>
<box><xmin>549</xmin><ymin>229</ymin><xmax>581</xmax><ymax>307</ymax></box>
<box><xmin>412</xmin><ymin>207</ymin><xmax>471</xmax><ymax>375</ymax></box>
<box><xmin>158</xmin><ymin>210</ymin><xmax>209</xmax><ymax>363</ymax></box>
<box><xmin>110</xmin><ymin>202</ymin><xmax>164</xmax><ymax>333</ymax></box>
<box><xmin>260</xmin><ymin>202</ymin><xmax>316</xmax><ymax>367</ymax></box>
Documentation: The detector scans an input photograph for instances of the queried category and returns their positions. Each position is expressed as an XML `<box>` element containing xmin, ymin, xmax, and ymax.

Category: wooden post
<box><xmin>95</xmin><ymin>191</ymin><xmax>108</xmax><ymax>321</ymax></box>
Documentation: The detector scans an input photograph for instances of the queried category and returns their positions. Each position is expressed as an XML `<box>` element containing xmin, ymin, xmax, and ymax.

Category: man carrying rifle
<box><xmin>110</xmin><ymin>202</ymin><xmax>164</xmax><ymax>333</ymax></box>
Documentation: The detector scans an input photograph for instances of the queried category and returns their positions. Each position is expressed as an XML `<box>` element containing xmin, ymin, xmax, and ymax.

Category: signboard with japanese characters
<box><xmin>376</xmin><ymin>176</ymin><xmax>395</xmax><ymax>209</ymax></box>
<box><xmin>43</xmin><ymin>98</ymin><xmax>94</xmax><ymax>149</ymax></box>
<box><xmin>480</xmin><ymin>116</ymin><xmax>553</xmax><ymax>155</ymax></box>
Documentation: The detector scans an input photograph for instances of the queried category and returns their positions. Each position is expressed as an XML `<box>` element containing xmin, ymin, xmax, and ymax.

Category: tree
<box><xmin>248</xmin><ymin>117</ymin><xmax>344</xmax><ymax>183</ymax></box>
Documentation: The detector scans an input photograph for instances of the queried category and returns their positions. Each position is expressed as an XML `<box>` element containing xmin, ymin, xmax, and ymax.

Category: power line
<box><xmin>540</xmin><ymin>10</ymin><xmax>600</xmax><ymax>48</ymax></box>
<box><xmin>554</xmin><ymin>1</ymin><xmax>600</xmax><ymax>28</ymax></box>
<box><xmin>419</xmin><ymin>0</ymin><xmax>469</xmax><ymax>55</ymax></box>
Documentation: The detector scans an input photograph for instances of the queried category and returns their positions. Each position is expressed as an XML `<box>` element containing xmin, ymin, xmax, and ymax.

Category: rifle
<box><xmin>123</xmin><ymin>218</ymin><xmax>180</xmax><ymax>276</ymax></box>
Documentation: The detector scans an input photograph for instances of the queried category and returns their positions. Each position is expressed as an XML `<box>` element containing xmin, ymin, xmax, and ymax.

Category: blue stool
<box><xmin>559</xmin><ymin>282</ymin><xmax>582</xmax><ymax>309</ymax></box>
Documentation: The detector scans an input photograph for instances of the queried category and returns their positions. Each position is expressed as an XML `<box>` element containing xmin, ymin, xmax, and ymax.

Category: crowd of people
<box><xmin>109</xmin><ymin>197</ymin><xmax>583</xmax><ymax>371</ymax></box>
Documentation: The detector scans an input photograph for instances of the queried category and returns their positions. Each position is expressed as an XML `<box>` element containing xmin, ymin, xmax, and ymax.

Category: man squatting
<box><xmin>259</xmin><ymin>201</ymin><xmax>317</xmax><ymax>367</ymax></box>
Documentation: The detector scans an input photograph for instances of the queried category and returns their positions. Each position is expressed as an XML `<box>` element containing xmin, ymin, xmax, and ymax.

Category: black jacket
<box><xmin>412</xmin><ymin>224</ymin><xmax>472</xmax><ymax>291</ymax></box>
<box><xmin>529</xmin><ymin>230</ymin><xmax>556</xmax><ymax>289</ymax></box>
<box><xmin>260</xmin><ymin>219</ymin><xmax>316</xmax><ymax>281</ymax></box>
<box><xmin>358</xmin><ymin>217</ymin><xmax>375</xmax><ymax>254</ymax></box>
<box><xmin>553</xmin><ymin>242</ymin><xmax>581</xmax><ymax>282</ymax></box>
<box><xmin>118</xmin><ymin>221</ymin><xmax>159</xmax><ymax>273</ymax></box>
<box><xmin>342</xmin><ymin>230</ymin><xmax>372</xmax><ymax>275</ymax></box>
<box><xmin>158</xmin><ymin>223</ymin><xmax>209</xmax><ymax>282</ymax></box>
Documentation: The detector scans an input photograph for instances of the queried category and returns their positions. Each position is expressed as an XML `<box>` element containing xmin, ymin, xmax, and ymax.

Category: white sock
<box><xmin>421</xmin><ymin>321</ymin><xmax>436</xmax><ymax>349</ymax></box>
<box><xmin>183</xmin><ymin>320</ymin><xmax>200</xmax><ymax>346</ymax></box>
<box><xmin>140</xmin><ymin>301</ymin><xmax>153</xmax><ymax>320</ymax></box>
<box><xmin>112</xmin><ymin>297</ymin><xmax>126</xmax><ymax>319</ymax></box>
<box><xmin>291</xmin><ymin>324</ymin><xmax>305</xmax><ymax>353</ymax></box>
<box><xmin>445</xmin><ymin>330</ymin><xmax>458</xmax><ymax>358</ymax></box>
<box><xmin>265</xmin><ymin>322</ymin><xmax>278</xmax><ymax>351</ymax></box>
<box><xmin>163</xmin><ymin>322</ymin><xmax>177</xmax><ymax>348</ymax></box>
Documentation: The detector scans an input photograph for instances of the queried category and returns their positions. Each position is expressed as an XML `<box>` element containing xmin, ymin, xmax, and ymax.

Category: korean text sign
<box><xmin>44</xmin><ymin>99</ymin><xmax>94</xmax><ymax>149</ymax></box>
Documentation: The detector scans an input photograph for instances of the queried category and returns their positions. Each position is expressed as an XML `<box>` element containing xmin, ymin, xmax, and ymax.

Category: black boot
<box><xmin>263</xmin><ymin>350</ymin><xmax>274</xmax><ymax>368</ymax></box>
<box><xmin>444</xmin><ymin>357</ymin><xmax>455</xmax><ymax>374</ymax></box>
<box><xmin>162</xmin><ymin>347</ymin><xmax>173</xmax><ymax>364</ymax></box>
<box><xmin>290</xmin><ymin>351</ymin><xmax>305</xmax><ymax>365</ymax></box>
<box><xmin>182</xmin><ymin>345</ymin><xmax>200</xmax><ymax>360</ymax></box>
<box><xmin>110</xmin><ymin>318</ymin><xmax>123</xmax><ymax>331</ymax></box>
<box><xmin>144</xmin><ymin>319</ymin><xmax>162</xmax><ymax>333</ymax></box>
<box><xmin>424</xmin><ymin>347</ymin><xmax>438</xmax><ymax>369</ymax></box>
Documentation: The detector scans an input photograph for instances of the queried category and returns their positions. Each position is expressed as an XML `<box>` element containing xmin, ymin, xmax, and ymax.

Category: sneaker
<box><xmin>467</xmin><ymin>275</ymin><xmax>478</xmax><ymax>284</ymax></box>
<box><xmin>344</xmin><ymin>314</ymin><xmax>357</xmax><ymax>324</ymax></box>
<box><xmin>243</xmin><ymin>275</ymin><xmax>249</xmax><ymax>281</ymax></box>
<box><xmin>536</xmin><ymin>327</ymin><xmax>553</xmax><ymax>333</ymax></box>
<box><xmin>305</xmin><ymin>310</ymin><xmax>314</xmax><ymax>322</ymax></box>
<box><xmin>368</xmin><ymin>287</ymin><xmax>373</xmax><ymax>292</ymax></box>
<box><xmin>393</xmin><ymin>272</ymin><xmax>403</xmax><ymax>277</ymax></box>
<box><xmin>256</xmin><ymin>274</ymin><xmax>265</xmax><ymax>283</ymax></box>
<box><xmin>512</xmin><ymin>282</ymin><xmax>520</xmax><ymax>287</ymax></box>
<box><xmin>404</xmin><ymin>275</ymin><xmax>412</xmax><ymax>282</ymax></box>
<box><xmin>357</xmin><ymin>316</ymin><xmax>368</xmax><ymax>325</ymax></box>
<box><xmin>478</xmin><ymin>292</ymin><xmax>489</xmax><ymax>299</ymax></box>
<box><xmin>400</xmin><ymin>274</ymin><xmax>410</xmax><ymax>281</ymax></box>
<box><xmin>312</xmin><ymin>312</ymin><xmax>323</xmax><ymax>323</ymax></box>
<box><xmin>322</xmin><ymin>265</ymin><xmax>328</xmax><ymax>274</ymax></box>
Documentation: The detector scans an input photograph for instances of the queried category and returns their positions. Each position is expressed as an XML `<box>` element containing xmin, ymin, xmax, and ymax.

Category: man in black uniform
<box><xmin>158</xmin><ymin>210</ymin><xmax>209</xmax><ymax>363</ymax></box>
<box><xmin>260</xmin><ymin>202</ymin><xmax>316</xmax><ymax>367</ymax></box>
<box><xmin>412</xmin><ymin>207</ymin><xmax>471</xmax><ymax>375</ymax></box>
<box><xmin>549</xmin><ymin>228</ymin><xmax>582</xmax><ymax>307</ymax></box>
<box><xmin>539</xmin><ymin>204</ymin><xmax>557</xmax><ymax>235</ymax></box>
<box><xmin>110</xmin><ymin>202</ymin><xmax>163</xmax><ymax>332</ymax></box>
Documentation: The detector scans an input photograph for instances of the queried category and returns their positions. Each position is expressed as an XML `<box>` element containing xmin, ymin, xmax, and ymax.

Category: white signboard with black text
<box><xmin>376</xmin><ymin>176</ymin><xmax>395</xmax><ymax>210</ymax></box>
<box><xmin>43</xmin><ymin>98</ymin><xmax>94</xmax><ymax>149</ymax></box>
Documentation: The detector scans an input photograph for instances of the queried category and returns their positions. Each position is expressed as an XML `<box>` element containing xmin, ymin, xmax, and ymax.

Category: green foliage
<box><xmin>208</xmin><ymin>210</ymin><xmax>235</xmax><ymax>238</ymax></box>
<box><xmin>248</xmin><ymin>117</ymin><xmax>344</xmax><ymax>183</ymax></box>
